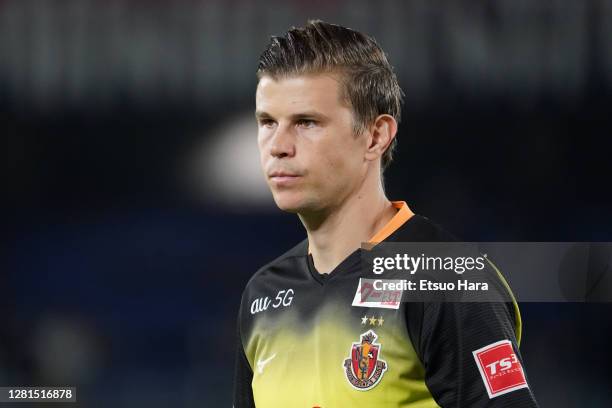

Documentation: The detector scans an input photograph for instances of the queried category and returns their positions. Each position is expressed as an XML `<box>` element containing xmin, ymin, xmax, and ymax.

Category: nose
<box><xmin>270</xmin><ymin>124</ymin><xmax>296</xmax><ymax>159</ymax></box>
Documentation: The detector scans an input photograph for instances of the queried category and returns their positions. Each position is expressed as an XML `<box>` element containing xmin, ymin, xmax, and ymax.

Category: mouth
<box><xmin>268</xmin><ymin>172</ymin><xmax>302</xmax><ymax>185</ymax></box>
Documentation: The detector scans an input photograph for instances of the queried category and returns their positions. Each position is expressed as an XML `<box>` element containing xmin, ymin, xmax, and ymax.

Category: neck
<box><xmin>299</xmin><ymin>173</ymin><xmax>396</xmax><ymax>274</ymax></box>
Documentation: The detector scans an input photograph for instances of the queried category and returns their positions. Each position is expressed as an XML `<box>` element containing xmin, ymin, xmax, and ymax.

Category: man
<box><xmin>234</xmin><ymin>20</ymin><xmax>538</xmax><ymax>407</ymax></box>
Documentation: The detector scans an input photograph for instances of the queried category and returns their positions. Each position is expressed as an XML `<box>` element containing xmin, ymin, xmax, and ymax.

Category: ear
<box><xmin>364</xmin><ymin>114</ymin><xmax>398</xmax><ymax>162</ymax></box>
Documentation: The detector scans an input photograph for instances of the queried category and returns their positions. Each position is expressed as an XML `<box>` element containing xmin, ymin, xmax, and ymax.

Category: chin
<box><xmin>272</xmin><ymin>198</ymin><xmax>303</xmax><ymax>213</ymax></box>
<box><xmin>271</xmin><ymin>192</ymin><xmax>311</xmax><ymax>214</ymax></box>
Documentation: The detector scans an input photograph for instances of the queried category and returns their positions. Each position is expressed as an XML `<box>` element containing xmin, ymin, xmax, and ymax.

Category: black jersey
<box><xmin>234</xmin><ymin>202</ymin><xmax>538</xmax><ymax>407</ymax></box>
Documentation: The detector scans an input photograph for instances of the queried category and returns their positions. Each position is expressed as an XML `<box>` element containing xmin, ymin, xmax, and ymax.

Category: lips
<box><xmin>268</xmin><ymin>171</ymin><xmax>302</xmax><ymax>185</ymax></box>
<box><xmin>269</xmin><ymin>171</ymin><xmax>300</xmax><ymax>178</ymax></box>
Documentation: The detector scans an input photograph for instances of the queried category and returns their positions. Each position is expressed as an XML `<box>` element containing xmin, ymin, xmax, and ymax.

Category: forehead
<box><xmin>256</xmin><ymin>73</ymin><xmax>347</xmax><ymax>114</ymax></box>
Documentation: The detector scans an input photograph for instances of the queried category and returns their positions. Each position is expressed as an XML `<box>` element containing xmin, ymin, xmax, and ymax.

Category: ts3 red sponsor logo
<box><xmin>486</xmin><ymin>353</ymin><xmax>519</xmax><ymax>375</ymax></box>
<box><xmin>472</xmin><ymin>339</ymin><xmax>529</xmax><ymax>399</ymax></box>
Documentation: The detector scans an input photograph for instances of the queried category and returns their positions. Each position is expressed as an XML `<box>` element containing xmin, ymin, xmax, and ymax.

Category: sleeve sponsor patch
<box><xmin>472</xmin><ymin>339</ymin><xmax>529</xmax><ymax>398</ymax></box>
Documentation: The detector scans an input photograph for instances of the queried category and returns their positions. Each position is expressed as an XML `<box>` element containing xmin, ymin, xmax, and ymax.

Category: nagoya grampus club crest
<box><xmin>343</xmin><ymin>330</ymin><xmax>387</xmax><ymax>390</ymax></box>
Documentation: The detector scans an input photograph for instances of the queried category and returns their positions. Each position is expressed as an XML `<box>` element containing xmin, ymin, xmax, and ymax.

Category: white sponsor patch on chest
<box><xmin>351</xmin><ymin>278</ymin><xmax>402</xmax><ymax>309</ymax></box>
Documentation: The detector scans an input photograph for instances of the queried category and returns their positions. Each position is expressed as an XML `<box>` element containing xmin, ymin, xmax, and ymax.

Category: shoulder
<box><xmin>241</xmin><ymin>238</ymin><xmax>309</xmax><ymax>295</ymax></box>
<box><xmin>388</xmin><ymin>214</ymin><xmax>458</xmax><ymax>242</ymax></box>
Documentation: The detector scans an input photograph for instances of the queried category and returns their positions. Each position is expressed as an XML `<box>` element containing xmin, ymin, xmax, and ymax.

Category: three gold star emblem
<box><xmin>361</xmin><ymin>315</ymin><xmax>384</xmax><ymax>326</ymax></box>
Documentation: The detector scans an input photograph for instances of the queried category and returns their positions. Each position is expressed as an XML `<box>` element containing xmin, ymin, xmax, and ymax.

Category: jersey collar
<box><xmin>367</xmin><ymin>201</ymin><xmax>415</xmax><ymax>244</ymax></box>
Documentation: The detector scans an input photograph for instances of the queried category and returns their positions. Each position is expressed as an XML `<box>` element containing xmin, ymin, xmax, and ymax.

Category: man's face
<box><xmin>256</xmin><ymin>73</ymin><xmax>368</xmax><ymax>213</ymax></box>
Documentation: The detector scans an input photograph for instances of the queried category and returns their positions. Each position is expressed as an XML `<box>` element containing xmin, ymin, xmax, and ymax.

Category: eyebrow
<box><xmin>255</xmin><ymin>110</ymin><xmax>330</xmax><ymax>121</ymax></box>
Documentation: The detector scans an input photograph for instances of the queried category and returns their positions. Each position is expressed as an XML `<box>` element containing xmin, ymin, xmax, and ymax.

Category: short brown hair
<box><xmin>257</xmin><ymin>20</ymin><xmax>404</xmax><ymax>171</ymax></box>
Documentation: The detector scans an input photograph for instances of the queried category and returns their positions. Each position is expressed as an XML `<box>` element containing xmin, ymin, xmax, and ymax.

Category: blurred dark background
<box><xmin>1</xmin><ymin>1</ymin><xmax>612</xmax><ymax>407</ymax></box>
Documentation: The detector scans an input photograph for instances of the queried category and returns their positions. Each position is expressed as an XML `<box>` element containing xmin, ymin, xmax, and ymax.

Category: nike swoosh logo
<box><xmin>256</xmin><ymin>353</ymin><xmax>277</xmax><ymax>374</ymax></box>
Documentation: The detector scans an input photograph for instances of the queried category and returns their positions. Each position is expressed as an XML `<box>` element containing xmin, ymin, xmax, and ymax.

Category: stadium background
<box><xmin>1</xmin><ymin>1</ymin><xmax>612</xmax><ymax>406</ymax></box>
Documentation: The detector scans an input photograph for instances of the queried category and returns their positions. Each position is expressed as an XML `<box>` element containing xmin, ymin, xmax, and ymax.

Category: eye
<box><xmin>297</xmin><ymin>119</ymin><xmax>317</xmax><ymax>128</ymax></box>
<box><xmin>258</xmin><ymin>118</ymin><xmax>276</xmax><ymax>128</ymax></box>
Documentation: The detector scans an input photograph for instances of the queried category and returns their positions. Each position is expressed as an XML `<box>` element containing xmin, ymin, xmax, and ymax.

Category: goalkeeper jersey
<box><xmin>233</xmin><ymin>201</ymin><xmax>538</xmax><ymax>407</ymax></box>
